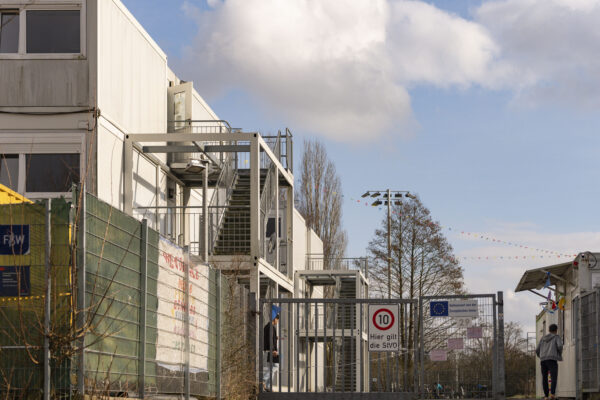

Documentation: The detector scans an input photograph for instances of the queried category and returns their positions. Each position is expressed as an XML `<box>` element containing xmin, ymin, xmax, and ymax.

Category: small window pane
<box><xmin>0</xmin><ymin>12</ymin><xmax>19</xmax><ymax>53</ymax></box>
<box><xmin>26</xmin><ymin>10</ymin><xmax>80</xmax><ymax>53</ymax></box>
<box><xmin>0</xmin><ymin>155</ymin><xmax>19</xmax><ymax>190</ymax></box>
<box><xmin>26</xmin><ymin>154</ymin><xmax>80</xmax><ymax>192</ymax></box>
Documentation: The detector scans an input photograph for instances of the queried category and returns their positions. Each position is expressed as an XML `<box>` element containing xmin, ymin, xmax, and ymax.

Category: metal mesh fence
<box><xmin>0</xmin><ymin>192</ymin><xmax>226</xmax><ymax>398</ymax></box>
<box><xmin>0</xmin><ymin>199</ymin><xmax>72</xmax><ymax>398</ymax></box>
<box><xmin>82</xmin><ymin>192</ymin><xmax>224</xmax><ymax>398</ymax></box>
<box><xmin>259</xmin><ymin>298</ymin><xmax>419</xmax><ymax>395</ymax></box>
<box><xmin>420</xmin><ymin>295</ymin><xmax>497</xmax><ymax>399</ymax></box>
<box><xmin>578</xmin><ymin>290</ymin><xmax>598</xmax><ymax>391</ymax></box>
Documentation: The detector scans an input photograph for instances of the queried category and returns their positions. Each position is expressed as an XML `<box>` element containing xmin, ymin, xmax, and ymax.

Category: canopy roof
<box><xmin>515</xmin><ymin>261</ymin><xmax>573</xmax><ymax>292</ymax></box>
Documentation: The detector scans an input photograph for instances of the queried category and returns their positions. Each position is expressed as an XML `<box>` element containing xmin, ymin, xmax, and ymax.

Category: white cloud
<box><xmin>475</xmin><ymin>0</ymin><xmax>600</xmax><ymax>107</ymax></box>
<box><xmin>176</xmin><ymin>0</ymin><xmax>600</xmax><ymax>141</ymax></box>
<box><xmin>177</xmin><ymin>0</ymin><xmax>499</xmax><ymax>142</ymax></box>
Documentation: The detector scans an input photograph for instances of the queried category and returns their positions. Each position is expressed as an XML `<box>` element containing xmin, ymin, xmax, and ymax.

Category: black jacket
<box><xmin>263</xmin><ymin>322</ymin><xmax>279</xmax><ymax>363</ymax></box>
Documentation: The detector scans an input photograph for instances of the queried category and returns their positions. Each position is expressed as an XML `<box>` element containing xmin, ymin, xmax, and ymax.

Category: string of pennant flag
<box><xmin>347</xmin><ymin>195</ymin><xmax>578</xmax><ymax>260</ymax></box>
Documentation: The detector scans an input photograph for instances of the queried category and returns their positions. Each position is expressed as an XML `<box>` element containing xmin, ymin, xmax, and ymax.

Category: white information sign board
<box><xmin>448</xmin><ymin>300</ymin><xmax>478</xmax><ymax>317</ymax></box>
<box><xmin>368</xmin><ymin>304</ymin><xmax>399</xmax><ymax>352</ymax></box>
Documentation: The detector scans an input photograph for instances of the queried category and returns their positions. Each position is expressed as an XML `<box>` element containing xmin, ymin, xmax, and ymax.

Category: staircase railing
<box><xmin>259</xmin><ymin>133</ymin><xmax>281</xmax><ymax>260</ymax></box>
<box><xmin>207</xmin><ymin>150</ymin><xmax>238</xmax><ymax>255</ymax></box>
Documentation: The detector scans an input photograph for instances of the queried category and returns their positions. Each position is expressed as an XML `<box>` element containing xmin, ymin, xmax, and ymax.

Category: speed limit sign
<box><xmin>368</xmin><ymin>305</ymin><xmax>399</xmax><ymax>352</ymax></box>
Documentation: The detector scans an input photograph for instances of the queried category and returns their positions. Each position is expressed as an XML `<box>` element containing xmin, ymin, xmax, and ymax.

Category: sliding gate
<box><xmin>259</xmin><ymin>298</ymin><xmax>419</xmax><ymax>399</ymax></box>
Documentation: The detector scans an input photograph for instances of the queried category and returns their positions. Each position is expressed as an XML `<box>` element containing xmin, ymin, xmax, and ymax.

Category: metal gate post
<box><xmin>575</xmin><ymin>297</ymin><xmax>582</xmax><ymax>400</ymax></box>
<box><xmin>184</xmin><ymin>246</ymin><xmax>190</xmax><ymax>400</ymax></box>
<box><xmin>258</xmin><ymin>299</ymin><xmax>264</xmax><ymax>392</ymax></box>
<box><xmin>497</xmin><ymin>291</ymin><xmax>506</xmax><ymax>400</ymax></box>
<box><xmin>413</xmin><ymin>302</ymin><xmax>418</xmax><ymax>394</ymax></box>
<box><xmin>216</xmin><ymin>270</ymin><xmax>222</xmax><ymax>399</ymax></box>
<box><xmin>43</xmin><ymin>199</ymin><xmax>52</xmax><ymax>400</ymax></box>
<box><xmin>419</xmin><ymin>297</ymin><xmax>425</xmax><ymax>399</ymax></box>
<box><xmin>492</xmin><ymin>293</ymin><xmax>498</xmax><ymax>400</ymax></box>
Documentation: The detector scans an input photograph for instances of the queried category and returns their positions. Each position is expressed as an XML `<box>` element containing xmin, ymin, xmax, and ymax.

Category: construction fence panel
<box><xmin>258</xmin><ymin>298</ymin><xmax>419</xmax><ymax>400</ymax></box>
<box><xmin>82</xmin><ymin>192</ymin><xmax>225</xmax><ymax>398</ymax></box>
<box><xmin>0</xmin><ymin>200</ymin><xmax>72</xmax><ymax>398</ymax></box>
<box><xmin>419</xmin><ymin>294</ymin><xmax>500</xmax><ymax>400</ymax></box>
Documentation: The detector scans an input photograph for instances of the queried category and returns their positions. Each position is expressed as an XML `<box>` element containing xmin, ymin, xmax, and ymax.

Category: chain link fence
<box><xmin>419</xmin><ymin>295</ymin><xmax>503</xmax><ymax>399</ymax></box>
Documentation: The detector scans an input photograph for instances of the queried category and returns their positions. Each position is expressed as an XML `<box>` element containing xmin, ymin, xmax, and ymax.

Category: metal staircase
<box><xmin>334</xmin><ymin>278</ymin><xmax>358</xmax><ymax>391</ymax></box>
<box><xmin>212</xmin><ymin>169</ymin><xmax>267</xmax><ymax>255</ymax></box>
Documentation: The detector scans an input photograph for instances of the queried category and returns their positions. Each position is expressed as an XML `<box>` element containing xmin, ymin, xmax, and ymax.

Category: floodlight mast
<box><xmin>362</xmin><ymin>189</ymin><xmax>415</xmax><ymax>299</ymax></box>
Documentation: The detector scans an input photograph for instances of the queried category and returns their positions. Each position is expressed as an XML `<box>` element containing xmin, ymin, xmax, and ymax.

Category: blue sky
<box><xmin>122</xmin><ymin>0</ymin><xmax>600</xmax><ymax>330</ymax></box>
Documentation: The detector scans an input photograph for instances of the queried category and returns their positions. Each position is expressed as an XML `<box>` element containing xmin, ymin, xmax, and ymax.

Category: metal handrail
<box><xmin>168</xmin><ymin>119</ymin><xmax>233</xmax><ymax>131</ymax></box>
<box><xmin>305</xmin><ymin>256</ymin><xmax>369</xmax><ymax>278</ymax></box>
<box><xmin>259</xmin><ymin>133</ymin><xmax>282</xmax><ymax>259</ymax></box>
<box><xmin>208</xmin><ymin>155</ymin><xmax>238</xmax><ymax>254</ymax></box>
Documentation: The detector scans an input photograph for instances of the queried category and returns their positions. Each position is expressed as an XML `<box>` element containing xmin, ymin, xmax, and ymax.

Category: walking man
<box><xmin>536</xmin><ymin>323</ymin><xmax>563</xmax><ymax>399</ymax></box>
<box><xmin>263</xmin><ymin>305</ymin><xmax>280</xmax><ymax>391</ymax></box>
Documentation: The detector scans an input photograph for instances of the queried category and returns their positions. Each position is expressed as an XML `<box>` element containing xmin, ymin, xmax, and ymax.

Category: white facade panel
<box><xmin>308</xmin><ymin>229</ymin><xmax>323</xmax><ymax>261</ymax></box>
<box><xmin>97</xmin><ymin>0</ymin><xmax>167</xmax><ymax>134</ymax></box>
<box><xmin>97</xmin><ymin>122</ymin><xmax>124</xmax><ymax>209</ymax></box>
<box><xmin>293</xmin><ymin>209</ymin><xmax>307</xmax><ymax>271</ymax></box>
<box><xmin>0</xmin><ymin>59</ymin><xmax>89</xmax><ymax>107</ymax></box>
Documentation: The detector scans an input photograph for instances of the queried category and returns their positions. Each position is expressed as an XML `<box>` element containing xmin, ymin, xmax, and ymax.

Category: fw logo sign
<box><xmin>0</xmin><ymin>225</ymin><xmax>30</xmax><ymax>255</ymax></box>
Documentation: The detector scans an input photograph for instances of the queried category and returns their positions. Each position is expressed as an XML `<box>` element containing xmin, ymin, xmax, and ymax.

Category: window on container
<box><xmin>26</xmin><ymin>10</ymin><xmax>80</xmax><ymax>53</ymax></box>
<box><xmin>0</xmin><ymin>154</ymin><xmax>19</xmax><ymax>190</ymax></box>
<box><xmin>0</xmin><ymin>11</ymin><xmax>19</xmax><ymax>53</ymax></box>
<box><xmin>25</xmin><ymin>154</ymin><xmax>80</xmax><ymax>192</ymax></box>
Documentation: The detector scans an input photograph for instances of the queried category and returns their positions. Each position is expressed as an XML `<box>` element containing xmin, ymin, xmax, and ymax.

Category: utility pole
<box><xmin>361</xmin><ymin>190</ymin><xmax>415</xmax><ymax>298</ymax></box>
<box><xmin>362</xmin><ymin>189</ymin><xmax>416</xmax><ymax>392</ymax></box>
<box><xmin>387</xmin><ymin>189</ymin><xmax>392</xmax><ymax>299</ymax></box>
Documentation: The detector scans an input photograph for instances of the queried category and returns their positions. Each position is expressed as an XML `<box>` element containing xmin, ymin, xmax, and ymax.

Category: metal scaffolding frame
<box><xmin>123</xmin><ymin>129</ymin><xmax>297</xmax><ymax>386</ymax></box>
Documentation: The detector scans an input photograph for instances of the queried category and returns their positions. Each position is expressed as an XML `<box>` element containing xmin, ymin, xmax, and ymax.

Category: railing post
<box><xmin>123</xmin><ymin>136</ymin><xmax>133</xmax><ymax>215</ymax></box>
<box><xmin>203</xmin><ymin>164</ymin><xmax>209</xmax><ymax>261</ymax></box>
<box><xmin>492</xmin><ymin>293</ymin><xmax>498</xmax><ymax>400</ymax></box>
<box><xmin>216</xmin><ymin>269</ymin><xmax>222</xmax><ymax>399</ymax></box>
<box><xmin>184</xmin><ymin>245</ymin><xmax>190</xmax><ymax>400</ymax></box>
<box><xmin>419</xmin><ymin>297</ymin><xmax>424</xmax><ymax>398</ymax></box>
<box><xmin>497</xmin><ymin>291</ymin><xmax>506</xmax><ymax>400</ymax></box>
<box><xmin>139</xmin><ymin>219</ymin><xmax>148</xmax><ymax>397</ymax></box>
<box><xmin>43</xmin><ymin>199</ymin><xmax>52</xmax><ymax>400</ymax></box>
<box><xmin>258</xmin><ymin>298</ymin><xmax>264</xmax><ymax>393</ymax></box>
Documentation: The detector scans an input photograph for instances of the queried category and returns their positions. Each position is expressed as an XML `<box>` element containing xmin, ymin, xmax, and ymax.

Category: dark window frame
<box><xmin>0</xmin><ymin>10</ymin><xmax>20</xmax><ymax>53</ymax></box>
<box><xmin>0</xmin><ymin>154</ymin><xmax>19</xmax><ymax>191</ymax></box>
<box><xmin>26</xmin><ymin>9</ymin><xmax>81</xmax><ymax>54</ymax></box>
<box><xmin>25</xmin><ymin>153</ymin><xmax>80</xmax><ymax>193</ymax></box>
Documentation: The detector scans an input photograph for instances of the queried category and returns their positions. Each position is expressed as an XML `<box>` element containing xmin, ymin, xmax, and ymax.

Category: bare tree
<box><xmin>367</xmin><ymin>197</ymin><xmax>465</xmax><ymax>300</ymax></box>
<box><xmin>217</xmin><ymin>258</ymin><xmax>259</xmax><ymax>400</ymax></box>
<box><xmin>296</xmin><ymin>139</ymin><xmax>347</xmax><ymax>265</ymax></box>
<box><xmin>367</xmin><ymin>196</ymin><xmax>465</xmax><ymax>387</ymax></box>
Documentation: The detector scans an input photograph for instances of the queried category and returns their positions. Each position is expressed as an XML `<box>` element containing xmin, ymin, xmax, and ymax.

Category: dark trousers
<box><xmin>541</xmin><ymin>360</ymin><xmax>558</xmax><ymax>396</ymax></box>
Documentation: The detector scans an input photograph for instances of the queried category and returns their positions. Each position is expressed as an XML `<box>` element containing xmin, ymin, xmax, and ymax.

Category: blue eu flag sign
<box><xmin>430</xmin><ymin>301</ymin><xmax>449</xmax><ymax>317</ymax></box>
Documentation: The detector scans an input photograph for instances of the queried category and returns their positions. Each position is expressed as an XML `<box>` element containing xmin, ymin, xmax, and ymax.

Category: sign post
<box><xmin>368</xmin><ymin>304</ymin><xmax>399</xmax><ymax>352</ymax></box>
